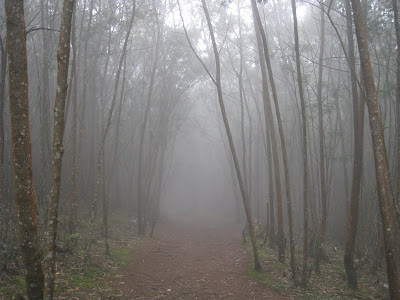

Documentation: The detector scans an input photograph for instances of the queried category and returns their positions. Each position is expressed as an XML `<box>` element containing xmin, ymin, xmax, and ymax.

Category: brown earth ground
<box><xmin>116</xmin><ymin>214</ymin><xmax>293</xmax><ymax>299</ymax></box>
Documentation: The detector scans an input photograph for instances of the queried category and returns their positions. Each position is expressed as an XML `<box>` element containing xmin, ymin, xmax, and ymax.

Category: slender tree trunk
<box><xmin>393</xmin><ymin>0</ymin><xmax>400</xmax><ymax>221</ymax></box>
<box><xmin>291</xmin><ymin>0</ymin><xmax>309</xmax><ymax>287</ymax></box>
<box><xmin>69</xmin><ymin>5</ymin><xmax>78</xmax><ymax>235</ymax></box>
<box><xmin>246</xmin><ymin>73</ymin><xmax>272</xmax><ymax>236</ymax></box>
<box><xmin>0</xmin><ymin>33</ymin><xmax>6</xmax><ymax>206</ymax></box>
<box><xmin>315</xmin><ymin>4</ymin><xmax>327</xmax><ymax>273</ymax></box>
<box><xmin>200</xmin><ymin>0</ymin><xmax>261</xmax><ymax>271</ymax></box>
<box><xmin>244</xmin><ymin>92</ymin><xmax>253</xmax><ymax>220</ymax></box>
<box><xmin>39</xmin><ymin>0</ymin><xmax>51</xmax><ymax>215</ymax></box>
<box><xmin>100</xmin><ymin>19</ymin><xmax>114</xmax><ymax>257</ymax></box>
<box><xmin>351</xmin><ymin>0</ymin><xmax>400</xmax><ymax>298</ymax></box>
<box><xmin>5</xmin><ymin>1</ymin><xmax>44</xmax><ymax>298</ymax></box>
<box><xmin>252</xmin><ymin>6</ymin><xmax>285</xmax><ymax>263</ymax></box>
<box><xmin>251</xmin><ymin>0</ymin><xmax>297</xmax><ymax>278</ymax></box>
<box><xmin>266</xmin><ymin>121</ymin><xmax>275</xmax><ymax>247</ymax></box>
<box><xmin>44</xmin><ymin>1</ymin><xmax>75</xmax><ymax>298</ymax></box>
<box><xmin>343</xmin><ymin>0</ymin><xmax>365</xmax><ymax>289</ymax></box>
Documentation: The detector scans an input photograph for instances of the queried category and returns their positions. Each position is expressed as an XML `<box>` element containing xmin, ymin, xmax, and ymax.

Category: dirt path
<box><xmin>116</xmin><ymin>215</ymin><xmax>291</xmax><ymax>299</ymax></box>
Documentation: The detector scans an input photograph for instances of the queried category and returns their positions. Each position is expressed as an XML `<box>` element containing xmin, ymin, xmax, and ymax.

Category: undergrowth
<box><xmin>0</xmin><ymin>212</ymin><xmax>144</xmax><ymax>299</ymax></box>
<box><xmin>245</xmin><ymin>237</ymin><xmax>391</xmax><ymax>299</ymax></box>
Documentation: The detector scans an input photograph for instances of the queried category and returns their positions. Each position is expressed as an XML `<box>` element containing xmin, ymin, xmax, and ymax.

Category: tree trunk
<box><xmin>0</xmin><ymin>33</ymin><xmax>6</xmax><ymax>207</ymax></box>
<box><xmin>252</xmin><ymin>6</ymin><xmax>285</xmax><ymax>263</ymax></box>
<box><xmin>393</xmin><ymin>0</ymin><xmax>400</xmax><ymax>222</ymax></box>
<box><xmin>5</xmin><ymin>1</ymin><xmax>44</xmax><ymax>298</ymax></box>
<box><xmin>39</xmin><ymin>0</ymin><xmax>51</xmax><ymax>216</ymax></box>
<box><xmin>69</xmin><ymin>5</ymin><xmax>78</xmax><ymax>235</ymax></box>
<box><xmin>350</xmin><ymin>0</ymin><xmax>400</xmax><ymax>298</ymax></box>
<box><xmin>343</xmin><ymin>0</ymin><xmax>365</xmax><ymax>289</ymax></box>
<box><xmin>44</xmin><ymin>1</ymin><xmax>75</xmax><ymax>298</ymax></box>
<box><xmin>201</xmin><ymin>0</ymin><xmax>261</xmax><ymax>270</ymax></box>
<box><xmin>251</xmin><ymin>0</ymin><xmax>298</xmax><ymax>279</ymax></box>
<box><xmin>291</xmin><ymin>0</ymin><xmax>309</xmax><ymax>287</ymax></box>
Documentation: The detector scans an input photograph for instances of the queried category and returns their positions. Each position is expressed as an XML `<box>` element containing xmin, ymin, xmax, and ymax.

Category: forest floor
<box><xmin>0</xmin><ymin>212</ymin><xmax>391</xmax><ymax>299</ymax></box>
<box><xmin>115</xmin><ymin>214</ymin><xmax>291</xmax><ymax>299</ymax></box>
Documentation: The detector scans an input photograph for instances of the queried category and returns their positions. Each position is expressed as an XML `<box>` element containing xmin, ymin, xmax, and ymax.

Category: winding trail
<box><xmin>117</xmin><ymin>215</ymin><xmax>291</xmax><ymax>299</ymax></box>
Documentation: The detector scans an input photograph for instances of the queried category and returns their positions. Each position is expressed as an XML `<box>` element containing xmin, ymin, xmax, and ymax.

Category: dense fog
<box><xmin>1</xmin><ymin>0</ymin><xmax>400</xmax><ymax>299</ymax></box>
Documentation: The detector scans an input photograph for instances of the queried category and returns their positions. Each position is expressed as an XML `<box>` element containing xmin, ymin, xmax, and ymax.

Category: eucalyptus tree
<box><xmin>251</xmin><ymin>0</ymin><xmax>299</xmax><ymax>276</ymax></box>
<box><xmin>0</xmin><ymin>29</ymin><xmax>6</xmax><ymax>207</ymax></box>
<box><xmin>39</xmin><ymin>0</ymin><xmax>52</xmax><ymax>211</ymax></box>
<box><xmin>393</xmin><ymin>0</ymin><xmax>400</xmax><ymax>220</ymax></box>
<box><xmin>343</xmin><ymin>0</ymin><xmax>365</xmax><ymax>289</ymax></box>
<box><xmin>251</xmin><ymin>3</ymin><xmax>285</xmax><ymax>263</ymax></box>
<box><xmin>350</xmin><ymin>0</ymin><xmax>399</xmax><ymax>297</ymax></box>
<box><xmin>44</xmin><ymin>1</ymin><xmax>75</xmax><ymax>298</ymax></box>
<box><xmin>5</xmin><ymin>0</ymin><xmax>44</xmax><ymax>298</ymax></box>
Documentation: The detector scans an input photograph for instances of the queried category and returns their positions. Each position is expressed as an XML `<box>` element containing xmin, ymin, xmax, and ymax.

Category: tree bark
<box><xmin>5</xmin><ymin>1</ymin><xmax>44</xmax><ymax>298</ymax></box>
<box><xmin>251</xmin><ymin>4</ymin><xmax>285</xmax><ymax>262</ymax></box>
<box><xmin>251</xmin><ymin>0</ymin><xmax>298</xmax><ymax>277</ymax></box>
<box><xmin>343</xmin><ymin>0</ymin><xmax>365</xmax><ymax>289</ymax></box>
<box><xmin>350</xmin><ymin>0</ymin><xmax>400</xmax><ymax>298</ymax></box>
<box><xmin>393</xmin><ymin>0</ymin><xmax>400</xmax><ymax>222</ymax></box>
<box><xmin>0</xmin><ymin>33</ymin><xmax>6</xmax><ymax>207</ymax></box>
<box><xmin>69</xmin><ymin>4</ymin><xmax>78</xmax><ymax>235</ymax></box>
<box><xmin>39</xmin><ymin>0</ymin><xmax>51</xmax><ymax>214</ymax></box>
<box><xmin>44</xmin><ymin>1</ymin><xmax>75</xmax><ymax>298</ymax></box>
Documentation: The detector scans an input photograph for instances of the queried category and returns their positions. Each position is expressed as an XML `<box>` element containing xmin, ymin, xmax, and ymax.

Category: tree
<box><xmin>251</xmin><ymin>0</ymin><xmax>285</xmax><ymax>263</ymax></box>
<box><xmin>393</xmin><ymin>0</ymin><xmax>400</xmax><ymax>221</ymax></box>
<box><xmin>0</xmin><ymin>30</ymin><xmax>6</xmax><ymax>207</ymax></box>
<box><xmin>5</xmin><ymin>0</ymin><xmax>44</xmax><ymax>298</ymax></box>
<box><xmin>179</xmin><ymin>0</ymin><xmax>261</xmax><ymax>271</ymax></box>
<box><xmin>350</xmin><ymin>0</ymin><xmax>399</xmax><ymax>298</ymax></box>
<box><xmin>68</xmin><ymin>2</ymin><xmax>78</xmax><ymax>235</ymax></box>
<box><xmin>39</xmin><ymin>0</ymin><xmax>52</xmax><ymax>214</ymax></box>
<box><xmin>43</xmin><ymin>1</ymin><xmax>75</xmax><ymax>298</ymax></box>
<box><xmin>343</xmin><ymin>0</ymin><xmax>365</xmax><ymax>289</ymax></box>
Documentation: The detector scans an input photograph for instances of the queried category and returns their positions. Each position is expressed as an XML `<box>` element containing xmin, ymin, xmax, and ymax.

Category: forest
<box><xmin>1</xmin><ymin>0</ymin><xmax>400</xmax><ymax>299</ymax></box>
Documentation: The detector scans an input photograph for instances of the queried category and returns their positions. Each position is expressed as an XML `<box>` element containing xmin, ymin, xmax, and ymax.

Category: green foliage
<box><xmin>245</xmin><ymin>232</ymin><xmax>390</xmax><ymax>299</ymax></box>
<box><xmin>68</xmin><ymin>265</ymin><xmax>106</xmax><ymax>289</ymax></box>
<box><xmin>111</xmin><ymin>247</ymin><xmax>132</xmax><ymax>267</ymax></box>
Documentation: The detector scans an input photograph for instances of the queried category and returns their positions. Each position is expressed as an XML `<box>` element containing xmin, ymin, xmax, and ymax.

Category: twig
<box><xmin>26</xmin><ymin>27</ymin><xmax>60</xmax><ymax>35</ymax></box>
